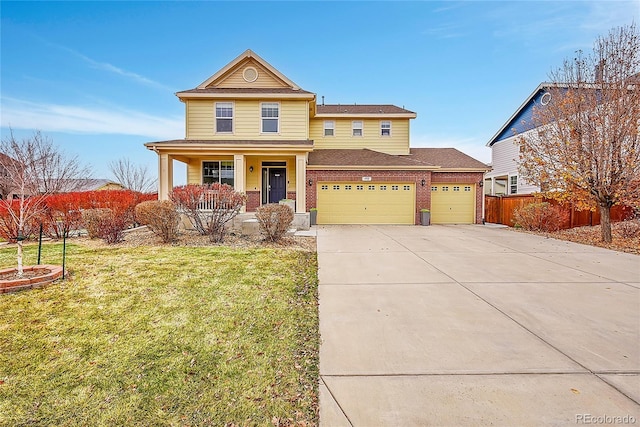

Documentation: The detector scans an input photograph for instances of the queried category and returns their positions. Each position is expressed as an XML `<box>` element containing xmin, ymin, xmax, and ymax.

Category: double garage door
<box><xmin>316</xmin><ymin>181</ymin><xmax>475</xmax><ymax>225</ymax></box>
<box><xmin>317</xmin><ymin>182</ymin><xmax>415</xmax><ymax>224</ymax></box>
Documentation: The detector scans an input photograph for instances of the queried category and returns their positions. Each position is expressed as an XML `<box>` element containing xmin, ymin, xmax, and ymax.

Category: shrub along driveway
<box><xmin>318</xmin><ymin>225</ymin><xmax>639</xmax><ymax>426</ymax></box>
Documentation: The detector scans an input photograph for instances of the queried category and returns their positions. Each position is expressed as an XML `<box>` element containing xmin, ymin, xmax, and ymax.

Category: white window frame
<box><xmin>380</xmin><ymin>120</ymin><xmax>391</xmax><ymax>136</ymax></box>
<box><xmin>352</xmin><ymin>120</ymin><xmax>363</xmax><ymax>137</ymax></box>
<box><xmin>323</xmin><ymin>120</ymin><xmax>335</xmax><ymax>136</ymax></box>
<box><xmin>509</xmin><ymin>175</ymin><xmax>518</xmax><ymax>194</ymax></box>
<box><xmin>261</xmin><ymin>102</ymin><xmax>279</xmax><ymax>134</ymax></box>
<box><xmin>215</xmin><ymin>102</ymin><xmax>233</xmax><ymax>134</ymax></box>
<box><xmin>202</xmin><ymin>160</ymin><xmax>234</xmax><ymax>186</ymax></box>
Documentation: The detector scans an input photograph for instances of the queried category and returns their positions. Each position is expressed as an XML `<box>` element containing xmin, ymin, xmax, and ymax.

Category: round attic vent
<box><xmin>243</xmin><ymin>67</ymin><xmax>258</xmax><ymax>83</ymax></box>
<box><xmin>540</xmin><ymin>92</ymin><xmax>551</xmax><ymax>105</ymax></box>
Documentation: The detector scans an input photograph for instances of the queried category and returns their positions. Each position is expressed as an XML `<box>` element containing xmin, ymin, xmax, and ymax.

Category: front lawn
<box><xmin>0</xmin><ymin>242</ymin><xmax>319</xmax><ymax>426</ymax></box>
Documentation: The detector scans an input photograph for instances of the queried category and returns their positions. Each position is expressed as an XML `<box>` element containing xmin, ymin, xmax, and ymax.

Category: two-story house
<box><xmin>484</xmin><ymin>83</ymin><xmax>555</xmax><ymax>196</ymax></box>
<box><xmin>146</xmin><ymin>50</ymin><xmax>489</xmax><ymax>225</ymax></box>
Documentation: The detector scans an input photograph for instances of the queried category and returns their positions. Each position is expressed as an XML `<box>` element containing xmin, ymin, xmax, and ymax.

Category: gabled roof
<box><xmin>315</xmin><ymin>104</ymin><xmax>416</xmax><ymax>118</ymax></box>
<box><xmin>486</xmin><ymin>83</ymin><xmax>552</xmax><ymax>147</ymax></box>
<box><xmin>176</xmin><ymin>50</ymin><xmax>314</xmax><ymax>100</ymax></box>
<box><xmin>197</xmin><ymin>49</ymin><xmax>301</xmax><ymax>90</ymax></box>
<box><xmin>409</xmin><ymin>148</ymin><xmax>490</xmax><ymax>171</ymax></box>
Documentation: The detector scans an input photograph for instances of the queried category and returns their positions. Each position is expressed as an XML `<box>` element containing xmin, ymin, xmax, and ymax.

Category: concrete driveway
<box><xmin>317</xmin><ymin>225</ymin><xmax>640</xmax><ymax>426</ymax></box>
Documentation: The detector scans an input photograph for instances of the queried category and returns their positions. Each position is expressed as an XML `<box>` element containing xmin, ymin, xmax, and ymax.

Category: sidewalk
<box><xmin>317</xmin><ymin>225</ymin><xmax>640</xmax><ymax>426</ymax></box>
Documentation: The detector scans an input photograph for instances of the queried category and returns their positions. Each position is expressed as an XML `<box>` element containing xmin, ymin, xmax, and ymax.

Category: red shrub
<box><xmin>0</xmin><ymin>201</ymin><xmax>39</xmax><ymax>242</ymax></box>
<box><xmin>171</xmin><ymin>184</ymin><xmax>246</xmax><ymax>242</ymax></box>
<box><xmin>40</xmin><ymin>193</ymin><xmax>85</xmax><ymax>238</ymax></box>
<box><xmin>513</xmin><ymin>202</ymin><xmax>569</xmax><ymax>232</ymax></box>
<box><xmin>82</xmin><ymin>208</ymin><xmax>129</xmax><ymax>244</ymax></box>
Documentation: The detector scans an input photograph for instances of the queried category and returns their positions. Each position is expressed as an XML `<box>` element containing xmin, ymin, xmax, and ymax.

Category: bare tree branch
<box><xmin>0</xmin><ymin>129</ymin><xmax>90</xmax><ymax>275</ymax></box>
<box><xmin>109</xmin><ymin>157</ymin><xmax>157</xmax><ymax>193</ymax></box>
<box><xmin>517</xmin><ymin>23</ymin><xmax>640</xmax><ymax>243</ymax></box>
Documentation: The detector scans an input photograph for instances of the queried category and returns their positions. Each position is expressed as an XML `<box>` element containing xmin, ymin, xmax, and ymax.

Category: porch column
<box><xmin>234</xmin><ymin>154</ymin><xmax>246</xmax><ymax>213</ymax></box>
<box><xmin>158</xmin><ymin>153</ymin><xmax>173</xmax><ymax>200</ymax></box>
<box><xmin>295</xmin><ymin>154</ymin><xmax>307</xmax><ymax>213</ymax></box>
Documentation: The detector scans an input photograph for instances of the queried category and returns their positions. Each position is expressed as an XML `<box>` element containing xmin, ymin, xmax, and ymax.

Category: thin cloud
<box><xmin>1</xmin><ymin>97</ymin><xmax>183</xmax><ymax>140</ymax></box>
<box><xmin>43</xmin><ymin>39</ymin><xmax>173</xmax><ymax>91</ymax></box>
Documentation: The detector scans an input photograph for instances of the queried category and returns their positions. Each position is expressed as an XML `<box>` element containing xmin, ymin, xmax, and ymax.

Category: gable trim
<box><xmin>196</xmin><ymin>49</ymin><xmax>302</xmax><ymax>90</ymax></box>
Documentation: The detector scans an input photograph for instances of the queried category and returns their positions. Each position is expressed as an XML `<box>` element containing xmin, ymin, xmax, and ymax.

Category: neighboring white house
<box><xmin>484</xmin><ymin>83</ymin><xmax>552</xmax><ymax>196</ymax></box>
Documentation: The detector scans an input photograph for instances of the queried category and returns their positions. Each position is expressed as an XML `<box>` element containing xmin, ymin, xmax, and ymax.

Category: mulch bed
<box><xmin>516</xmin><ymin>220</ymin><xmax>640</xmax><ymax>255</ymax></box>
<box><xmin>76</xmin><ymin>226</ymin><xmax>317</xmax><ymax>252</ymax></box>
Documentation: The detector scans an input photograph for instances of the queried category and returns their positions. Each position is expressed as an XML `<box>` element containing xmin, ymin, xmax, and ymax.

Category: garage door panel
<box><xmin>317</xmin><ymin>182</ymin><xmax>415</xmax><ymax>225</ymax></box>
<box><xmin>431</xmin><ymin>184</ymin><xmax>475</xmax><ymax>224</ymax></box>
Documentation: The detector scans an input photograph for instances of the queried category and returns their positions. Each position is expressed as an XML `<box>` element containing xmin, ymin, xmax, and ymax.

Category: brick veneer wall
<box><xmin>431</xmin><ymin>172</ymin><xmax>485</xmax><ymax>224</ymax></box>
<box><xmin>306</xmin><ymin>170</ymin><xmax>433</xmax><ymax>225</ymax></box>
<box><xmin>246</xmin><ymin>191</ymin><xmax>260</xmax><ymax>212</ymax></box>
<box><xmin>248</xmin><ymin>170</ymin><xmax>485</xmax><ymax>224</ymax></box>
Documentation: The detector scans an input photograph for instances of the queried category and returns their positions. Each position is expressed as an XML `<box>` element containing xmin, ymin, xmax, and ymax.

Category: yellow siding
<box><xmin>310</xmin><ymin>118</ymin><xmax>410</xmax><ymax>154</ymax></box>
<box><xmin>187</xmin><ymin>155</ymin><xmax>297</xmax><ymax>192</ymax></box>
<box><xmin>186</xmin><ymin>100</ymin><xmax>308</xmax><ymax>140</ymax></box>
<box><xmin>214</xmin><ymin>59</ymin><xmax>288</xmax><ymax>89</ymax></box>
<box><xmin>186</xmin><ymin>100</ymin><xmax>214</xmax><ymax>139</ymax></box>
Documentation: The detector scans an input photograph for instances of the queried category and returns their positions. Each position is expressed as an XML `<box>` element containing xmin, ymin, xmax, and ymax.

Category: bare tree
<box><xmin>0</xmin><ymin>130</ymin><xmax>90</xmax><ymax>276</ymax></box>
<box><xmin>109</xmin><ymin>157</ymin><xmax>157</xmax><ymax>193</ymax></box>
<box><xmin>517</xmin><ymin>23</ymin><xmax>640</xmax><ymax>242</ymax></box>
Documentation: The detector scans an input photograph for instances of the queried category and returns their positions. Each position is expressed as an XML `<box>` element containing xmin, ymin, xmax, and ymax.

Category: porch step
<box><xmin>286</xmin><ymin>227</ymin><xmax>297</xmax><ymax>236</ymax></box>
<box><xmin>241</xmin><ymin>219</ymin><xmax>260</xmax><ymax>236</ymax></box>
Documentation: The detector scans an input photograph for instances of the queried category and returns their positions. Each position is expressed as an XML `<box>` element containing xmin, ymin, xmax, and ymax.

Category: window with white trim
<box><xmin>203</xmin><ymin>161</ymin><xmax>234</xmax><ymax>186</ymax></box>
<box><xmin>380</xmin><ymin>121</ymin><xmax>391</xmax><ymax>136</ymax></box>
<box><xmin>510</xmin><ymin>176</ymin><xmax>518</xmax><ymax>194</ymax></box>
<box><xmin>352</xmin><ymin>121</ymin><xmax>363</xmax><ymax>137</ymax></box>
<box><xmin>215</xmin><ymin>102</ymin><xmax>233</xmax><ymax>133</ymax></box>
<box><xmin>261</xmin><ymin>102</ymin><xmax>279</xmax><ymax>133</ymax></box>
<box><xmin>323</xmin><ymin>120</ymin><xmax>335</xmax><ymax>136</ymax></box>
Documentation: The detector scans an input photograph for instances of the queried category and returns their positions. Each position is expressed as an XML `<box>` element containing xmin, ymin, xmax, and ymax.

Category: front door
<box><xmin>262</xmin><ymin>167</ymin><xmax>287</xmax><ymax>204</ymax></box>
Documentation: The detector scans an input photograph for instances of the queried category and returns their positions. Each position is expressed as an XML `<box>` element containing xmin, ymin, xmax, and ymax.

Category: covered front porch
<box><xmin>145</xmin><ymin>140</ymin><xmax>313</xmax><ymax>214</ymax></box>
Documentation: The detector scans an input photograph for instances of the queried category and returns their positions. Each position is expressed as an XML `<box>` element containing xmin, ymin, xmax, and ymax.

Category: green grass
<box><xmin>0</xmin><ymin>242</ymin><xmax>319</xmax><ymax>426</ymax></box>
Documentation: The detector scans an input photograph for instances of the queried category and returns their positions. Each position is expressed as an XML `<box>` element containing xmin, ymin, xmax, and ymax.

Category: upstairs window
<box><xmin>352</xmin><ymin>121</ymin><xmax>363</xmax><ymax>137</ymax></box>
<box><xmin>261</xmin><ymin>102</ymin><xmax>279</xmax><ymax>133</ymax></box>
<box><xmin>324</xmin><ymin>120</ymin><xmax>335</xmax><ymax>136</ymax></box>
<box><xmin>215</xmin><ymin>102</ymin><xmax>233</xmax><ymax>133</ymax></box>
<box><xmin>380</xmin><ymin>121</ymin><xmax>391</xmax><ymax>136</ymax></box>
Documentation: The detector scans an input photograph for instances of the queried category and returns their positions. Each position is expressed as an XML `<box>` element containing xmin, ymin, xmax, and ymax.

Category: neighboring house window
<box><xmin>215</xmin><ymin>102</ymin><xmax>233</xmax><ymax>133</ymax></box>
<box><xmin>510</xmin><ymin>175</ymin><xmax>518</xmax><ymax>194</ymax></box>
<box><xmin>261</xmin><ymin>103</ymin><xmax>279</xmax><ymax>133</ymax></box>
<box><xmin>324</xmin><ymin>121</ymin><xmax>335</xmax><ymax>136</ymax></box>
<box><xmin>203</xmin><ymin>161</ymin><xmax>234</xmax><ymax>186</ymax></box>
<box><xmin>352</xmin><ymin>121</ymin><xmax>363</xmax><ymax>137</ymax></box>
<box><xmin>380</xmin><ymin>121</ymin><xmax>391</xmax><ymax>136</ymax></box>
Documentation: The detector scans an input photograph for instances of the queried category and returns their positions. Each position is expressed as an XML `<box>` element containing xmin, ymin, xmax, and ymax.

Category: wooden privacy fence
<box><xmin>484</xmin><ymin>195</ymin><xmax>633</xmax><ymax>229</ymax></box>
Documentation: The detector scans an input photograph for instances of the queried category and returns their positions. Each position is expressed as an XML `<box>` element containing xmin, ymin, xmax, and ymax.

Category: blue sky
<box><xmin>1</xmin><ymin>1</ymin><xmax>638</xmax><ymax>185</ymax></box>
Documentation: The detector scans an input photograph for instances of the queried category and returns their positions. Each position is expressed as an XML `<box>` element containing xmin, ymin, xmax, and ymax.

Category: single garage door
<box><xmin>430</xmin><ymin>184</ymin><xmax>475</xmax><ymax>224</ymax></box>
<box><xmin>317</xmin><ymin>182</ymin><xmax>415</xmax><ymax>224</ymax></box>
